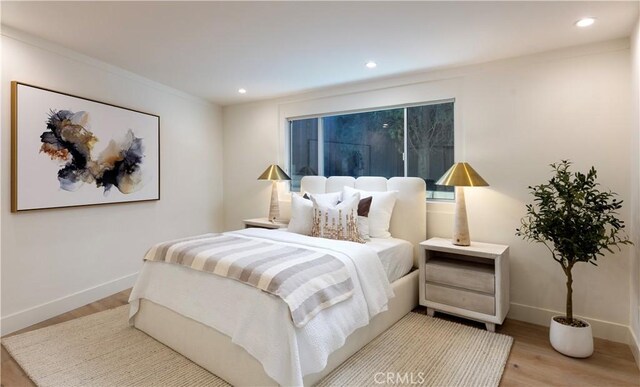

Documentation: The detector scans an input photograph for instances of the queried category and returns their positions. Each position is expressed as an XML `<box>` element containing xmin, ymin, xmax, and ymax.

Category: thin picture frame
<box><xmin>11</xmin><ymin>81</ymin><xmax>161</xmax><ymax>213</ymax></box>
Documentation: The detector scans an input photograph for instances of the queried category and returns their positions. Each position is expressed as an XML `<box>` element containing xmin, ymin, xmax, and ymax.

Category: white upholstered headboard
<box><xmin>300</xmin><ymin>176</ymin><xmax>426</xmax><ymax>266</ymax></box>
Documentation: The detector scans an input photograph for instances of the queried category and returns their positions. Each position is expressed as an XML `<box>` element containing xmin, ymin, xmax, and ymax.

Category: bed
<box><xmin>129</xmin><ymin>176</ymin><xmax>426</xmax><ymax>386</ymax></box>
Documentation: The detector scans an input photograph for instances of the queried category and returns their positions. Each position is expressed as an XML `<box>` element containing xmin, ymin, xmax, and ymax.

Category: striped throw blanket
<box><xmin>144</xmin><ymin>234</ymin><xmax>354</xmax><ymax>327</ymax></box>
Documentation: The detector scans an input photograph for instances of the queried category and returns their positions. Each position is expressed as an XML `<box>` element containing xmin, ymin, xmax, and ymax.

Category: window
<box><xmin>288</xmin><ymin>101</ymin><xmax>454</xmax><ymax>199</ymax></box>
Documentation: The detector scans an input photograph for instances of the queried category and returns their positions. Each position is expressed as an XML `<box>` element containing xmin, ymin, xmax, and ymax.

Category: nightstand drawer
<box><xmin>425</xmin><ymin>258</ymin><xmax>495</xmax><ymax>294</ymax></box>
<box><xmin>425</xmin><ymin>283</ymin><xmax>495</xmax><ymax>315</ymax></box>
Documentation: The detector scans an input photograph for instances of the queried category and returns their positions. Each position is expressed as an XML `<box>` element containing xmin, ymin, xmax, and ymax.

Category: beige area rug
<box><xmin>3</xmin><ymin>306</ymin><xmax>513</xmax><ymax>387</ymax></box>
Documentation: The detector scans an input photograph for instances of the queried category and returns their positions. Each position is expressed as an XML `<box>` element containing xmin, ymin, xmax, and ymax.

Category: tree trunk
<box><xmin>418</xmin><ymin>152</ymin><xmax>429</xmax><ymax>181</ymax></box>
<box><xmin>566</xmin><ymin>267</ymin><xmax>573</xmax><ymax>323</ymax></box>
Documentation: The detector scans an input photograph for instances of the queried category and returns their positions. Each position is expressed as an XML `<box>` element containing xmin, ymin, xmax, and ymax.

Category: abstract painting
<box><xmin>11</xmin><ymin>82</ymin><xmax>160</xmax><ymax>211</ymax></box>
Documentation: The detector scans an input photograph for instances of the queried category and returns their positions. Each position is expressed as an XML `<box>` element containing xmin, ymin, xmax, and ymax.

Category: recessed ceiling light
<box><xmin>238</xmin><ymin>88</ymin><xmax>247</xmax><ymax>94</ymax></box>
<box><xmin>575</xmin><ymin>17</ymin><xmax>596</xmax><ymax>27</ymax></box>
<box><xmin>365</xmin><ymin>61</ymin><xmax>377</xmax><ymax>69</ymax></box>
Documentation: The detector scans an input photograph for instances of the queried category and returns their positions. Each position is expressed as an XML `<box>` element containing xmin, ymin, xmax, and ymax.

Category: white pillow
<box><xmin>288</xmin><ymin>192</ymin><xmax>342</xmax><ymax>235</ymax></box>
<box><xmin>343</xmin><ymin>186</ymin><xmax>397</xmax><ymax>238</ymax></box>
<box><xmin>341</xmin><ymin>190</ymin><xmax>372</xmax><ymax>241</ymax></box>
<box><xmin>310</xmin><ymin>192</ymin><xmax>364</xmax><ymax>243</ymax></box>
<box><xmin>304</xmin><ymin>191</ymin><xmax>341</xmax><ymax>206</ymax></box>
<box><xmin>357</xmin><ymin>216</ymin><xmax>370</xmax><ymax>241</ymax></box>
<box><xmin>287</xmin><ymin>193</ymin><xmax>313</xmax><ymax>235</ymax></box>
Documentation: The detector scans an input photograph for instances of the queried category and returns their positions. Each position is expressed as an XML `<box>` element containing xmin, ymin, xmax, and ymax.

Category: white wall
<box><xmin>630</xmin><ymin>14</ymin><xmax>640</xmax><ymax>366</ymax></box>
<box><xmin>0</xmin><ymin>29</ymin><xmax>224</xmax><ymax>334</ymax></box>
<box><xmin>223</xmin><ymin>39</ymin><xmax>633</xmax><ymax>342</ymax></box>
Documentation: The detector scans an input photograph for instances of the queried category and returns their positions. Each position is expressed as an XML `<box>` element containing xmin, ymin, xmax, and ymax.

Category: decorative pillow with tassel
<box><xmin>310</xmin><ymin>192</ymin><xmax>364</xmax><ymax>243</ymax></box>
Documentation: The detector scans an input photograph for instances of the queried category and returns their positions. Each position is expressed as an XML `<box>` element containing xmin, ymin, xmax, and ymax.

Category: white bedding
<box><xmin>129</xmin><ymin>228</ymin><xmax>394</xmax><ymax>386</ymax></box>
<box><xmin>366</xmin><ymin>237</ymin><xmax>414</xmax><ymax>282</ymax></box>
<box><xmin>281</xmin><ymin>229</ymin><xmax>414</xmax><ymax>283</ymax></box>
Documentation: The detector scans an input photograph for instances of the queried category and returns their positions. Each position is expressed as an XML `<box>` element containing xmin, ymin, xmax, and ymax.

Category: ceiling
<box><xmin>1</xmin><ymin>1</ymin><xmax>638</xmax><ymax>105</ymax></box>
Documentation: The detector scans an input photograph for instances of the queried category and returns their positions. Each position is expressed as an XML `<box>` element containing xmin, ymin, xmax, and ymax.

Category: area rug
<box><xmin>2</xmin><ymin>306</ymin><xmax>513</xmax><ymax>386</ymax></box>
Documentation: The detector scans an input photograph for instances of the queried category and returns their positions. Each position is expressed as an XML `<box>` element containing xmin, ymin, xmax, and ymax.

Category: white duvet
<box><xmin>129</xmin><ymin>228</ymin><xmax>394</xmax><ymax>386</ymax></box>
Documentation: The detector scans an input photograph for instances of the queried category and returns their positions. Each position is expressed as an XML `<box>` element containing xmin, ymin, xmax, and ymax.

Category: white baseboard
<box><xmin>629</xmin><ymin>327</ymin><xmax>640</xmax><ymax>369</ymax></box>
<box><xmin>508</xmin><ymin>302</ymin><xmax>631</xmax><ymax>344</ymax></box>
<box><xmin>1</xmin><ymin>272</ymin><xmax>138</xmax><ymax>336</ymax></box>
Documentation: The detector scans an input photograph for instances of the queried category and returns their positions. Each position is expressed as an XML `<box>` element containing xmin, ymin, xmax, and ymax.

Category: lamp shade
<box><xmin>435</xmin><ymin>162</ymin><xmax>489</xmax><ymax>187</ymax></box>
<box><xmin>257</xmin><ymin>164</ymin><xmax>291</xmax><ymax>181</ymax></box>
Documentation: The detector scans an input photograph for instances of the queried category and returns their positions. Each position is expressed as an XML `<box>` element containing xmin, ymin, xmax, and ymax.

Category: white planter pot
<box><xmin>549</xmin><ymin>316</ymin><xmax>593</xmax><ymax>358</ymax></box>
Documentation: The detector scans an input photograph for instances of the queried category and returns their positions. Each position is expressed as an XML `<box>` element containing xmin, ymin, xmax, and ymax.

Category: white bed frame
<box><xmin>133</xmin><ymin>176</ymin><xmax>426</xmax><ymax>386</ymax></box>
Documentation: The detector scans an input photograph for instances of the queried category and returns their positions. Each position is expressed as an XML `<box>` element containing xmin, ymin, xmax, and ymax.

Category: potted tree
<box><xmin>516</xmin><ymin>160</ymin><xmax>631</xmax><ymax>358</ymax></box>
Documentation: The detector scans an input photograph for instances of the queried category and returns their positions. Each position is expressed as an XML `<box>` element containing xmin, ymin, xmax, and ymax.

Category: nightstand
<box><xmin>242</xmin><ymin>218</ymin><xmax>289</xmax><ymax>230</ymax></box>
<box><xmin>419</xmin><ymin>237</ymin><xmax>509</xmax><ymax>332</ymax></box>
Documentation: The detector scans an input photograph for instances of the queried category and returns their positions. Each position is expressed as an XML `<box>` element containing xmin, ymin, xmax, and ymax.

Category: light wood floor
<box><xmin>1</xmin><ymin>289</ymin><xmax>638</xmax><ymax>386</ymax></box>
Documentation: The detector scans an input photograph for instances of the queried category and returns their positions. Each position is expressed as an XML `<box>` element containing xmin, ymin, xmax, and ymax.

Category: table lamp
<box><xmin>257</xmin><ymin>164</ymin><xmax>291</xmax><ymax>222</ymax></box>
<box><xmin>435</xmin><ymin>162</ymin><xmax>489</xmax><ymax>246</ymax></box>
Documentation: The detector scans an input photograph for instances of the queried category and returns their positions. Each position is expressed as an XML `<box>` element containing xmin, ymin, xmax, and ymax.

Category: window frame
<box><xmin>285</xmin><ymin>98</ymin><xmax>457</xmax><ymax>201</ymax></box>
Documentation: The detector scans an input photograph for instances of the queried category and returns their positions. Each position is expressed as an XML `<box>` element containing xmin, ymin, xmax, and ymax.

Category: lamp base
<box><xmin>452</xmin><ymin>186</ymin><xmax>470</xmax><ymax>246</ymax></box>
<box><xmin>452</xmin><ymin>240</ymin><xmax>471</xmax><ymax>246</ymax></box>
<box><xmin>268</xmin><ymin>181</ymin><xmax>280</xmax><ymax>222</ymax></box>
